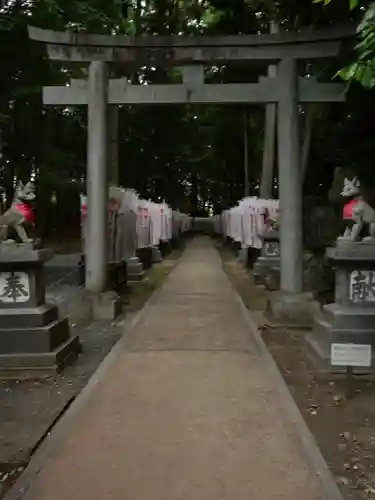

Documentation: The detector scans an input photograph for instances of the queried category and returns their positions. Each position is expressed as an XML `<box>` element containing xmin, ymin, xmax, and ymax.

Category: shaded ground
<box><xmin>0</xmin><ymin>247</ymin><xmax>184</xmax><ymax>498</ymax></box>
<box><xmin>10</xmin><ymin>237</ymin><xmax>328</xmax><ymax>500</ymax></box>
<box><xmin>219</xmin><ymin>243</ymin><xmax>375</xmax><ymax>500</ymax></box>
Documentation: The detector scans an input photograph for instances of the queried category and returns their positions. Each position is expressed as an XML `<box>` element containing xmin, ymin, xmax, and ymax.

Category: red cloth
<box><xmin>343</xmin><ymin>199</ymin><xmax>359</xmax><ymax>220</ymax></box>
<box><xmin>14</xmin><ymin>203</ymin><xmax>34</xmax><ymax>225</ymax></box>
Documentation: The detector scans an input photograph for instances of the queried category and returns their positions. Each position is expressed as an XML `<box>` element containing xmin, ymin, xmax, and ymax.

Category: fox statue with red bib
<box><xmin>0</xmin><ymin>181</ymin><xmax>36</xmax><ymax>243</ymax></box>
<box><xmin>339</xmin><ymin>175</ymin><xmax>375</xmax><ymax>242</ymax></box>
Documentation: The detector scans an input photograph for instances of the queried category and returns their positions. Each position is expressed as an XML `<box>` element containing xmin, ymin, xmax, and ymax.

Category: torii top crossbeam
<box><xmin>28</xmin><ymin>25</ymin><xmax>354</xmax><ymax>64</ymax></box>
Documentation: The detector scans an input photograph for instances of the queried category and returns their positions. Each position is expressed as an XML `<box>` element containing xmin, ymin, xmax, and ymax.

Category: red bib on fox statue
<box><xmin>14</xmin><ymin>202</ymin><xmax>34</xmax><ymax>225</ymax></box>
<box><xmin>343</xmin><ymin>198</ymin><xmax>359</xmax><ymax>221</ymax></box>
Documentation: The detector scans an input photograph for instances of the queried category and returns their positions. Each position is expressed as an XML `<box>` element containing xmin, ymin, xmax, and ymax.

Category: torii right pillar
<box><xmin>267</xmin><ymin>58</ymin><xmax>314</xmax><ymax>327</ymax></box>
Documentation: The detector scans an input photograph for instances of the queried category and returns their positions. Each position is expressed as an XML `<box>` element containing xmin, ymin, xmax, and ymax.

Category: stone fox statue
<box><xmin>339</xmin><ymin>176</ymin><xmax>375</xmax><ymax>241</ymax></box>
<box><xmin>0</xmin><ymin>181</ymin><xmax>36</xmax><ymax>243</ymax></box>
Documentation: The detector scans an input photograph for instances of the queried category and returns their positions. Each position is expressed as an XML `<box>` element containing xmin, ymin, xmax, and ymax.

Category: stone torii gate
<box><xmin>28</xmin><ymin>25</ymin><xmax>352</xmax><ymax>312</ymax></box>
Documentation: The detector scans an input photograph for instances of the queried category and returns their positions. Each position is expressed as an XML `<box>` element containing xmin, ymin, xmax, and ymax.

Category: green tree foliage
<box><xmin>314</xmin><ymin>0</ymin><xmax>375</xmax><ymax>89</ymax></box>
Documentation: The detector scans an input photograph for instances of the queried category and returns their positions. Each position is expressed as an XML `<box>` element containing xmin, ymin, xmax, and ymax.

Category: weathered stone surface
<box><xmin>253</xmin><ymin>230</ymin><xmax>280</xmax><ymax>284</ymax></box>
<box><xmin>263</xmin><ymin>265</ymin><xmax>280</xmax><ymax>290</ymax></box>
<box><xmin>237</xmin><ymin>247</ymin><xmax>248</xmax><ymax>266</ymax></box>
<box><xmin>69</xmin><ymin>289</ymin><xmax>122</xmax><ymax>321</ymax></box>
<box><xmin>136</xmin><ymin>247</ymin><xmax>153</xmax><ymax>270</ymax></box>
<box><xmin>126</xmin><ymin>256</ymin><xmax>144</xmax><ymax>284</ymax></box>
<box><xmin>152</xmin><ymin>246</ymin><xmax>163</xmax><ymax>263</ymax></box>
<box><xmin>263</xmin><ymin>253</ymin><xmax>321</xmax><ymax>293</ymax></box>
<box><xmin>0</xmin><ymin>246</ymin><xmax>52</xmax><ymax>263</ymax></box>
<box><xmin>78</xmin><ymin>255</ymin><xmax>127</xmax><ymax>290</ymax></box>
<box><xmin>0</xmin><ymin>335</ymin><xmax>80</xmax><ymax>379</ymax></box>
<box><xmin>308</xmin><ymin>241</ymin><xmax>375</xmax><ymax>373</ymax></box>
<box><xmin>0</xmin><ymin>303</ymin><xmax>58</xmax><ymax>329</ymax></box>
<box><xmin>159</xmin><ymin>241</ymin><xmax>169</xmax><ymax>257</ymax></box>
<box><xmin>0</xmin><ymin>318</ymin><xmax>70</xmax><ymax>354</ymax></box>
<box><xmin>0</xmin><ymin>248</ymin><xmax>79</xmax><ymax>379</ymax></box>
<box><xmin>266</xmin><ymin>291</ymin><xmax>315</xmax><ymax>327</ymax></box>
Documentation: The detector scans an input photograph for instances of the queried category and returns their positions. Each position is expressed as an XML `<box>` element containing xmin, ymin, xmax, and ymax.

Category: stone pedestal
<box><xmin>0</xmin><ymin>243</ymin><xmax>79</xmax><ymax>379</ymax></box>
<box><xmin>126</xmin><ymin>257</ymin><xmax>144</xmax><ymax>285</ymax></box>
<box><xmin>170</xmin><ymin>236</ymin><xmax>181</xmax><ymax>250</ymax></box>
<box><xmin>237</xmin><ymin>246</ymin><xmax>248</xmax><ymax>266</ymax></box>
<box><xmin>159</xmin><ymin>239</ymin><xmax>171</xmax><ymax>257</ymax></box>
<box><xmin>152</xmin><ymin>246</ymin><xmax>163</xmax><ymax>263</ymax></box>
<box><xmin>232</xmin><ymin>240</ymin><xmax>242</xmax><ymax>256</ymax></box>
<box><xmin>307</xmin><ymin>241</ymin><xmax>375</xmax><ymax>373</ymax></box>
<box><xmin>266</xmin><ymin>290</ymin><xmax>315</xmax><ymax>327</ymax></box>
<box><xmin>70</xmin><ymin>289</ymin><xmax>122</xmax><ymax>321</ymax></box>
<box><xmin>136</xmin><ymin>247</ymin><xmax>153</xmax><ymax>270</ymax></box>
<box><xmin>264</xmin><ymin>265</ymin><xmax>281</xmax><ymax>291</ymax></box>
<box><xmin>246</xmin><ymin>247</ymin><xmax>261</xmax><ymax>269</ymax></box>
<box><xmin>264</xmin><ymin>252</ymin><xmax>325</xmax><ymax>293</ymax></box>
<box><xmin>253</xmin><ymin>230</ymin><xmax>280</xmax><ymax>285</ymax></box>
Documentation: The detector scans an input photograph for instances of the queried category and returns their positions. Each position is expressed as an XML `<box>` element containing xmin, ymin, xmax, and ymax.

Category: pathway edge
<box><xmin>233</xmin><ymin>289</ymin><xmax>344</xmax><ymax>500</ymax></box>
<box><xmin>4</xmin><ymin>288</ymin><xmax>160</xmax><ymax>500</ymax></box>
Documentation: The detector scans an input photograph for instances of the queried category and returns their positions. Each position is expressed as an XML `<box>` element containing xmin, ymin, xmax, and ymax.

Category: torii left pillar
<box><xmin>86</xmin><ymin>61</ymin><xmax>108</xmax><ymax>293</ymax></box>
<box><xmin>76</xmin><ymin>61</ymin><xmax>122</xmax><ymax>320</ymax></box>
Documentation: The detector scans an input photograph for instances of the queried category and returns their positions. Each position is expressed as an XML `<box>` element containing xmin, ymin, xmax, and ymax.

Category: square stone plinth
<box><xmin>0</xmin><ymin>305</ymin><xmax>80</xmax><ymax>379</ymax></box>
<box><xmin>69</xmin><ymin>290</ymin><xmax>122</xmax><ymax>321</ymax></box>
<box><xmin>137</xmin><ymin>247</ymin><xmax>153</xmax><ymax>270</ymax></box>
<box><xmin>307</xmin><ymin>303</ymin><xmax>375</xmax><ymax>374</ymax></box>
<box><xmin>0</xmin><ymin>335</ymin><xmax>80</xmax><ymax>379</ymax></box>
<box><xmin>308</xmin><ymin>241</ymin><xmax>375</xmax><ymax>374</ymax></box>
<box><xmin>253</xmin><ymin>230</ymin><xmax>280</xmax><ymax>285</ymax></box>
<box><xmin>152</xmin><ymin>246</ymin><xmax>163</xmax><ymax>263</ymax></box>
<box><xmin>253</xmin><ymin>258</ymin><xmax>279</xmax><ymax>285</ymax></box>
<box><xmin>0</xmin><ymin>245</ymin><xmax>80</xmax><ymax>379</ymax></box>
<box><xmin>127</xmin><ymin>257</ymin><xmax>144</xmax><ymax>285</ymax></box>
<box><xmin>266</xmin><ymin>291</ymin><xmax>315</xmax><ymax>328</ymax></box>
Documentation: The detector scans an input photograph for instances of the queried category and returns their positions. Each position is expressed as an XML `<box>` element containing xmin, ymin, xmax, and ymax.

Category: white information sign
<box><xmin>331</xmin><ymin>343</ymin><xmax>372</xmax><ymax>367</ymax></box>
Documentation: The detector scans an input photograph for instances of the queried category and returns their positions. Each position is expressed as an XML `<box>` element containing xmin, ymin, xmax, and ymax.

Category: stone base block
<box><xmin>126</xmin><ymin>257</ymin><xmax>144</xmax><ymax>285</ymax></box>
<box><xmin>170</xmin><ymin>236</ymin><xmax>181</xmax><ymax>250</ymax></box>
<box><xmin>263</xmin><ymin>254</ymin><xmax>322</xmax><ymax>293</ymax></box>
<box><xmin>0</xmin><ymin>303</ymin><xmax>58</xmax><ymax>329</ymax></box>
<box><xmin>253</xmin><ymin>257</ymin><xmax>279</xmax><ymax>285</ymax></box>
<box><xmin>136</xmin><ymin>247</ymin><xmax>153</xmax><ymax>270</ymax></box>
<box><xmin>264</xmin><ymin>266</ymin><xmax>280</xmax><ymax>290</ymax></box>
<box><xmin>237</xmin><ymin>247</ymin><xmax>248</xmax><ymax>266</ymax></box>
<box><xmin>246</xmin><ymin>248</ymin><xmax>261</xmax><ymax>269</ymax></box>
<box><xmin>152</xmin><ymin>246</ymin><xmax>163</xmax><ymax>263</ymax></box>
<box><xmin>307</xmin><ymin>303</ymin><xmax>375</xmax><ymax>374</ymax></box>
<box><xmin>266</xmin><ymin>291</ymin><xmax>315</xmax><ymax>328</ymax></box>
<box><xmin>231</xmin><ymin>241</ymin><xmax>241</xmax><ymax>255</ymax></box>
<box><xmin>0</xmin><ymin>317</ymin><xmax>70</xmax><ymax>354</ymax></box>
<box><xmin>69</xmin><ymin>290</ymin><xmax>122</xmax><ymax>321</ymax></box>
<box><xmin>109</xmin><ymin>261</ymin><xmax>127</xmax><ymax>289</ymax></box>
<box><xmin>0</xmin><ymin>335</ymin><xmax>80</xmax><ymax>379</ymax></box>
<box><xmin>159</xmin><ymin>240</ymin><xmax>171</xmax><ymax>257</ymax></box>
